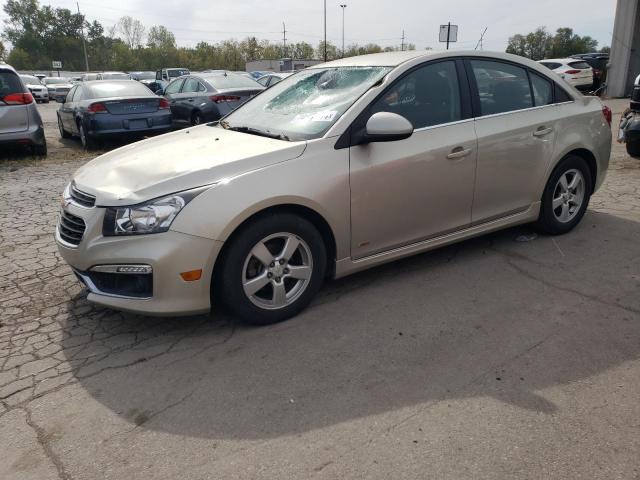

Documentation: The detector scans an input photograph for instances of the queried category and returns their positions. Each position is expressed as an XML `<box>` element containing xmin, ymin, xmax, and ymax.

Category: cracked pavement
<box><xmin>0</xmin><ymin>99</ymin><xmax>639</xmax><ymax>479</ymax></box>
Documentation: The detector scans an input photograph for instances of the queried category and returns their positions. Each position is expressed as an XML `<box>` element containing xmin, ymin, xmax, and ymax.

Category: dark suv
<box><xmin>0</xmin><ymin>63</ymin><xmax>47</xmax><ymax>155</ymax></box>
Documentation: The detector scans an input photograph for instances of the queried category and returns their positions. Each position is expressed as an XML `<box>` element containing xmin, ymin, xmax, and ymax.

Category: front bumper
<box><xmin>55</xmin><ymin>201</ymin><xmax>223</xmax><ymax>316</ymax></box>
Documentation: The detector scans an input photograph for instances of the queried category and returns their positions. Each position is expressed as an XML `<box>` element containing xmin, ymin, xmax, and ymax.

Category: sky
<box><xmin>0</xmin><ymin>0</ymin><xmax>618</xmax><ymax>52</ymax></box>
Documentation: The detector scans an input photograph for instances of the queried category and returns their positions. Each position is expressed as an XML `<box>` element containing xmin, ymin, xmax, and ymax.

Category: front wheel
<box><xmin>191</xmin><ymin>111</ymin><xmax>203</xmax><ymax>126</ymax></box>
<box><xmin>535</xmin><ymin>155</ymin><xmax>592</xmax><ymax>235</ymax></box>
<box><xmin>217</xmin><ymin>213</ymin><xmax>327</xmax><ymax>325</ymax></box>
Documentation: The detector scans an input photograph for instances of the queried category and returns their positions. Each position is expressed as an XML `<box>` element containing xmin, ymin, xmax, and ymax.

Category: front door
<box><xmin>349</xmin><ymin>60</ymin><xmax>477</xmax><ymax>259</ymax></box>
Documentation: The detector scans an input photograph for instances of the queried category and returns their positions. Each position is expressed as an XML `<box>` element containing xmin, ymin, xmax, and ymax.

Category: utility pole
<box><xmin>401</xmin><ymin>30</ymin><xmax>405</xmax><ymax>51</ymax></box>
<box><xmin>323</xmin><ymin>0</ymin><xmax>327</xmax><ymax>61</ymax></box>
<box><xmin>77</xmin><ymin>2</ymin><xmax>89</xmax><ymax>71</ymax></box>
<box><xmin>282</xmin><ymin>22</ymin><xmax>287</xmax><ymax>57</ymax></box>
<box><xmin>340</xmin><ymin>4</ymin><xmax>347</xmax><ymax>58</ymax></box>
<box><xmin>475</xmin><ymin>27</ymin><xmax>487</xmax><ymax>50</ymax></box>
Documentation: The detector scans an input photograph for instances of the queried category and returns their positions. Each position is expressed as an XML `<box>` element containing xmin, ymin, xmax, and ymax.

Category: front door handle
<box><xmin>533</xmin><ymin>126</ymin><xmax>553</xmax><ymax>137</ymax></box>
<box><xmin>447</xmin><ymin>147</ymin><xmax>472</xmax><ymax>159</ymax></box>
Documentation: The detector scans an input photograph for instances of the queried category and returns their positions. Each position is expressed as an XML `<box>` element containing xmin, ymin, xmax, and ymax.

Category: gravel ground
<box><xmin>0</xmin><ymin>99</ymin><xmax>638</xmax><ymax>480</ymax></box>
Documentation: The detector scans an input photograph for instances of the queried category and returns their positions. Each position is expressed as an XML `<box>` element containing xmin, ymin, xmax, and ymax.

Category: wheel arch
<box><xmin>211</xmin><ymin>203</ymin><xmax>338</xmax><ymax>298</ymax></box>
<box><xmin>548</xmin><ymin>147</ymin><xmax>598</xmax><ymax>194</ymax></box>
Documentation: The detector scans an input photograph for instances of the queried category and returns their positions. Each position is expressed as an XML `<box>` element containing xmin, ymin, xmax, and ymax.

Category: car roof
<box><xmin>0</xmin><ymin>63</ymin><xmax>18</xmax><ymax>73</ymax></box>
<box><xmin>317</xmin><ymin>50</ymin><xmax>555</xmax><ymax>69</ymax></box>
<box><xmin>81</xmin><ymin>79</ymin><xmax>139</xmax><ymax>85</ymax></box>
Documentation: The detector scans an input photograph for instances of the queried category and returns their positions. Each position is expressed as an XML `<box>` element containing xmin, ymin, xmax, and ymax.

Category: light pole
<box><xmin>323</xmin><ymin>0</ymin><xmax>327</xmax><ymax>61</ymax></box>
<box><xmin>340</xmin><ymin>4</ymin><xmax>347</xmax><ymax>58</ymax></box>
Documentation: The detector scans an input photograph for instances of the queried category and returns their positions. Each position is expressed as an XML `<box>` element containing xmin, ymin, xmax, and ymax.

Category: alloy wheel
<box><xmin>242</xmin><ymin>232</ymin><xmax>313</xmax><ymax>310</ymax></box>
<box><xmin>552</xmin><ymin>168</ymin><xmax>585</xmax><ymax>223</ymax></box>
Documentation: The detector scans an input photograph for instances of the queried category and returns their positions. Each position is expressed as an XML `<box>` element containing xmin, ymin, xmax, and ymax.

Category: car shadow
<box><xmin>60</xmin><ymin>211</ymin><xmax>640</xmax><ymax>440</ymax></box>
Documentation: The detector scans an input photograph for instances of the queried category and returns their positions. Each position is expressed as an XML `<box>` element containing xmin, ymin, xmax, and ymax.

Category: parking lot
<box><xmin>0</xmin><ymin>98</ymin><xmax>639</xmax><ymax>479</ymax></box>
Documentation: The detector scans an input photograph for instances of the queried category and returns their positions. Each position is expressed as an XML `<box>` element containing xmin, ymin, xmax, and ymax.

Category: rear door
<box><xmin>467</xmin><ymin>58</ymin><xmax>560</xmax><ymax>224</ymax></box>
<box><xmin>176</xmin><ymin>77</ymin><xmax>201</xmax><ymax>120</ymax></box>
<box><xmin>0</xmin><ymin>69</ymin><xmax>29</xmax><ymax>134</ymax></box>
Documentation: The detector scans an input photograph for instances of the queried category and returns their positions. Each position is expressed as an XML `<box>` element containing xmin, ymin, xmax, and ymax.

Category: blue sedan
<box><xmin>56</xmin><ymin>80</ymin><xmax>172</xmax><ymax>149</ymax></box>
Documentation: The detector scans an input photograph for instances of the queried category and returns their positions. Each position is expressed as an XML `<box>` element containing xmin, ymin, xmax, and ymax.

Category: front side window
<box><xmin>530</xmin><ymin>72</ymin><xmax>553</xmax><ymax>106</ymax></box>
<box><xmin>370</xmin><ymin>60</ymin><xmax>462</xmax><ymax>129</ymax></box>
<box><xmin>222</xmin><ymin>66</ymin><xmax>391</xmax><ymax>141</ymax></box>
<box><xmin>471</xmin><ymin>60</ymin><xmax>533</xmax><ymax>116</ymax></box>
<box><xmin>165</xmin><ymin>79</ymin><xmax>184</xmax><ymax>95</ymax></box>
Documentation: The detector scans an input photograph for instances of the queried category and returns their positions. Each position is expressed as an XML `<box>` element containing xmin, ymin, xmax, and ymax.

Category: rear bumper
<box><xmin>0</xmin><ymin>122</ymin><xmax>45</xmax><ymax>146</ymax></box>
<box><xmin>86</xmin><ymin>112</ymin><xmax>172</xmax><ymax>137</ymax></box>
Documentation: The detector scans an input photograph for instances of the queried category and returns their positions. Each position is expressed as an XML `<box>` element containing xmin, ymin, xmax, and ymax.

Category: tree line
<box><xmin>1</xmin><ymin>0</ymin><xmax>414</xmax><ymax>71</ymax></box>
<box><xmin>506</xmin><ymin>27</ymin><xmax>608</xmax><ymax>61</ymax></box>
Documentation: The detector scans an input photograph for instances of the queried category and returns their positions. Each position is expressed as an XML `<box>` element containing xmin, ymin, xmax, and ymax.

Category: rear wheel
<box><xmin>58</xmin><ymin>115</ymin><xmax>71</xmax><ymax>139</ymax></box>
<box><xmin>78</xmin><ymin>123</ymin><xmax>96</xmax><ymax>150</ymax></box>
<box><xmin>191</xmin><ymin>111</ymin><xmax>203</xmax><ymax>126</ymax></box>
<box><xmin>536</xmin><ymin>155</ymin><xmax>592</xmax><ymax>235</ymax></box>
<box><xmin>217</xmin><ymin>213</ymin><xmax>327</xmax><ymax>325</ymax></box>
<box><xmin>32</xmin><ymin>139</ymin><xmax>47</xmax><ymax>156</ymax></box>
<box><xmin>627</xmin><ymin>140</ymin><xmax>640</xmax><ymax>158</ymax></box>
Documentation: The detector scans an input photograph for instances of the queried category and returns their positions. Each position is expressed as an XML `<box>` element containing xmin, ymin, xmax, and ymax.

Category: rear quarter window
<box><xmin>540</xmin><ymin>62</ymin><xmax>562</xmax><ymax>70</ymax></box>
<box><xmin>0</xmin><ymin>71</ymin><xmax>25</xmax><ymax>97</ymax></box>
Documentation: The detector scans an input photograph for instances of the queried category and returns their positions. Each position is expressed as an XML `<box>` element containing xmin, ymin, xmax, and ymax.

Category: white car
<box><xmin>538</xmin><ymin>58</ymin><xmax>593</xmax><ymax>90</ymax></box>
<box><xmin>19</xmin><ymin>74</ymin><xmax>49</xmax><ymax>103</ymax></box>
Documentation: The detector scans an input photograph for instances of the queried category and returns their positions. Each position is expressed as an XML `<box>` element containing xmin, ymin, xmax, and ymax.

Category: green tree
<box><xmin>506</xmin><ymin>26</ymin><xmax>599</xmax><ymax>60</ymax></box>
<box><xmin>0</xmin><ymin>40</ymin><xmax>6</xmax><ymax>61</ymax></box>
<box><xmin>316</xmin><ymin>41</ymin><xmax>338</xmax><ymax>61</ymax></box>
<box><xmin>7</xmin><ymin>47</ymin><xmax>30</xmax><ymax>68</ymax></box>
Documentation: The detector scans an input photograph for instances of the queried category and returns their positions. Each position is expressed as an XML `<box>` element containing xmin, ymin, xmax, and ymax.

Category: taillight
<box><xmin>88</xmin><ymin>102</ymin><xmax>107</xmax><ymax>113</ymax></box>
<box><xmin>158</xmin><ymin>98</ymin><xmax>170</xmax><ymax>109</ymax></box>
<box><xmin>602</xmin><ymin>105</ymin><xmax>612</xmax><ymax>126</ymax></box>
<box><xmin>565</xmin><ymin>69</ymin><xmax>581</xmax><ymax>75</ymax></box>
<box><xmin>210</xmin><ymin>95</ymin><xmax>241</xmax><ymax>103</ymax></box>
<box><xmin>2</xmin><ymin>92</ymin><xmax>34</xmax><ymax>105</ymax></box>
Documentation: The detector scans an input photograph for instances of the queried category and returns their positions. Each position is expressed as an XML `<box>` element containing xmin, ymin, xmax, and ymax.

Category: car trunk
<box><xmin>212</xmin><ymin>87</ymin><xmax>262</xmax><ymax>114</ymax></box>
<box><xmin>567</xmin><ymin>61</ymin><xmax>593</xmax><ymax>82</ymax></box>
<box><xmin>101</xmin><ymin>97</ymin><xmax>162</xmax><ymax>115</ymax></box>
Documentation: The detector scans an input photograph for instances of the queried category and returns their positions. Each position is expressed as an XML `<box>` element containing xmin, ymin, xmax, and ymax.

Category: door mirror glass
<box><xmin>364</xmin><ymin>112</ymin><xmax>413</xmax><ymax>143</ymax></box>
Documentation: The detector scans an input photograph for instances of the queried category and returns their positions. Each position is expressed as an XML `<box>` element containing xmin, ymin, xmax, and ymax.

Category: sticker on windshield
<box><xmin>294</xmin><ymin>110</ymin><xmax>338</xmax><ymax>123</ymax></box>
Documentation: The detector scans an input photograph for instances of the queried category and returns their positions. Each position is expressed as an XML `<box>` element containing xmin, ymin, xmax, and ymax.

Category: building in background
<box><xmin>608</xmin><ymin>0</ymin><xmax>640</xmax><ymax>97</ymax></box>
<box><xmin>246</xmin><ymin>58</ymin><xmax>322</xmax><ymax>73</ymax></box>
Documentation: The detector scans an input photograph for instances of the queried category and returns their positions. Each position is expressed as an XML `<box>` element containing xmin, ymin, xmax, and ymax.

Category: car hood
<box><xmin>72</xmin><ymin>125</ymin><xmax>307</xmax><ymax>206</ymax></box>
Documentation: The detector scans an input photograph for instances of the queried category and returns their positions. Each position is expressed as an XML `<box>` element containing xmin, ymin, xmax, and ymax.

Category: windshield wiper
<box><xmin>226</xmin><ymin>125</ymin><xmax>290</xmax><ymax>141</ymax></box>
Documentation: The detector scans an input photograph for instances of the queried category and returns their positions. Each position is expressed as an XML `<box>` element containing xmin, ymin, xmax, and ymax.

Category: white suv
<box><xmin>538</xmin><ymin>58</ymin><xmax>593</xmax><ymax>90</ymax></box>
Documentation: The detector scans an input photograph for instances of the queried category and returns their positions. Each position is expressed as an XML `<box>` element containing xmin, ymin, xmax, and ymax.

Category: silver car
<box><xmin>19</xmin><ymin>74</ymin><xmax>49</xmax><ymax>103</ymax></box>
<box><xmin>56</xmin><ymin>51</ymin><xmax>611</xmax><ymax>324</ymax></box>
<box><xmin>43</xmin><ymin>77</ymin><xmax>74</xmax><ymax>102</ymax></box>
<box><xmin>1</xmin><ymin>63</ymin><xmax>47</xmax><ymax>155</ymax></box>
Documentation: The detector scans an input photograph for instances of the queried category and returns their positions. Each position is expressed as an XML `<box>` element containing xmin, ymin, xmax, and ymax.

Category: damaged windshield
<box><xmin>221</xmin><ymin>66</ymin><xmax>391</xmax><ymax>141</ymax></box>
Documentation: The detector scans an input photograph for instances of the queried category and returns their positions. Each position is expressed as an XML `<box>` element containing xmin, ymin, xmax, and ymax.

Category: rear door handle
<box><xmin>533</xmin><ymin>126</ymin><xmax>553</xmax><ymax>137</ymax></box>
<box><xmin>447</xmin><ymin>147</ymin><xmax>472</xmax><ymax>159</ymax></box>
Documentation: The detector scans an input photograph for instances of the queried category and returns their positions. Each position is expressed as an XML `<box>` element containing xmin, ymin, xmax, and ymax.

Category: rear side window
<box><xmin>371</xmin><ymin>60</ymin><xmax>462</xmax><ymax>129</ymax></box>
<box><xmin>0</xmin><ymin>71</ymin><xmax>25</xmax><ymax>97</ymax></box>
<box><xmin>530</xmin><ymin>72</ymin><xmax>553</xmax><ymax>106</ymax></box>
<box><xmin>470</xmin><ymin>60</ymin><xmax>533</xmax><ymax>116</ymax></box>
<box><xmin>182</xmin><ymin>77</ymin><xmax>200</xmax><ymax>93</ymax></box>
<box><xmin>165</xmin><ymin>79</ymin><xmax>184</xmax><ymax>94</ymax></box>
<box><xmin>568</xmin><ymin>61</ymin><xmax>591</xmax><ymax>70</ymax></box>
<box><xmin>540</xmin><ymin>62</ymin><xmax>562</xmax><ymax>70</ymax></box>
<box><xmin>555</xmin><ymin>84</ymin><xmax>573</xmax><ymax>102</ymax></box>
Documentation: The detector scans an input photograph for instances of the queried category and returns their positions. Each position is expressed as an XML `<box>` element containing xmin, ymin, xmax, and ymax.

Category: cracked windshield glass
<box><xmin>222</xmin><ymin>66</ymin><xmax>391</xmax><ymax>140</ymax></box>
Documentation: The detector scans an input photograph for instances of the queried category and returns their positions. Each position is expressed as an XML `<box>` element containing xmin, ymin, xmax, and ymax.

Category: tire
<box><xmin>32</xmin><ymin>140</ymin><xmax>47</xmax><ymax>156</ymax></box>
<box><xmin>535</xmin><ymin>155</ymin><xmax>592</xmax><ymax>235</ymax></box>
<box><xmin>78</xmin><ymin>122</ymin><xmax>96</xmax><ymax>150</ymax></box>
<box><xmin>627</xmin><ymin>140</ymin><xmax>640</xmax><ymax>158</ymax></box>
<box><xmin>217</xmin><ymin>213</ymin><xmax>327</xmax><ymax>325</ymax></box>
<box><xmin>58</xmin><ymin>115</ymin><xmax>71</xmax><ymax>139</ymax></box>
<box><xmin>191</xmin><ymin>111</ymin><xmax>203</xmax><ymax>126</ymax></box>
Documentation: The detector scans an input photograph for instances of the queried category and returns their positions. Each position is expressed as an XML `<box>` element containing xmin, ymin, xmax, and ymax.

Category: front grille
<box><xmin>58</xmin><ymin>210</ymin><xmax>86</xmax><ymax>246</ymax></box>
<box><xmin>70</xmin><ymin>183</ymin><xmax>96</xmax><ymax>208</ymax></box>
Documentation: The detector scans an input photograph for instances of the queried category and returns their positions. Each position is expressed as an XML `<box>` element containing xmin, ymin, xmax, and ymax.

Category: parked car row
<box><xmin>538</xmin><ymin>53</ymin><xmax>609</xmax><ymax>92</ymax></box>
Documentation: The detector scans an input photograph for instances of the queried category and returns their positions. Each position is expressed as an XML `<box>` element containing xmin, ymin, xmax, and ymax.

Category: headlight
<box><xmin>102</xmin><ymin>186</ymin><xmax>209</xmax><ymax>236</ymax></box>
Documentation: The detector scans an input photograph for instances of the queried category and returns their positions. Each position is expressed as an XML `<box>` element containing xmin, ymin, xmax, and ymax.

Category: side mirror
<box><xmin>56</xmin><ymin>96</ymin><xmax>65</xmax><ymax>103</ymax></box>
<box><xmin>362</xmin><ymin>112</ymin><xmax>413</xmax><ymax>143</ymax></box>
